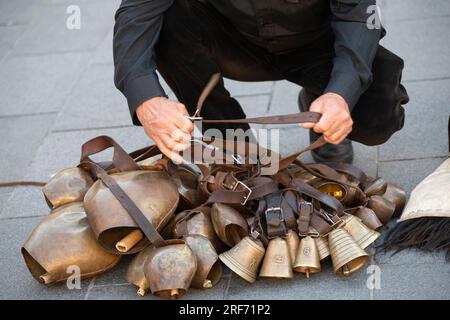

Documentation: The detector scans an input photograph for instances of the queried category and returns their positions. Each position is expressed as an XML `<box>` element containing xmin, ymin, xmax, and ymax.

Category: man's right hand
<box><xmin>136</xmin><ymin>97</ymin><xmax>194</xmax><ymax>163</ymax></box>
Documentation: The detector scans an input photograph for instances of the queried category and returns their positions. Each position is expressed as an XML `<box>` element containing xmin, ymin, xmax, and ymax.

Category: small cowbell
<box><xmin>342</xmin><ymin>214</ymin><xmax>380</xmax><ymax>249</ymax></box>
<box><xmin>259</xmin><ymin>237</ymin><xmax>293</xmax><ymax>279</ymax></box>
<box><xmin>328</xmin><ymin>228</ymin><xmax>369</xmax><ymax>277</ymax></box>
<box><xmin>293</xmin><ymin>236</ymin><xmax>321</xmax><ymax>278</ymax></box>
<box><xmin>219</xmin><ymin>236</ymin><xmax>265</xmax><ymax>283</ymax></box>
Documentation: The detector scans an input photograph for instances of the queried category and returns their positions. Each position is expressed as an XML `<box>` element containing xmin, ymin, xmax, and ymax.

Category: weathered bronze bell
<box><xmin>172</xmin><ymin>206</ymin><xmax>224</xmax><ymax>253</ymax></box>
<box><xmin>286</xmin><ymin>230</ymin><xmax>300</xmax><ymax>265</ymax></box>
<box><xmin>219</xmin><ymin>236</ymin><xmax>265</xmax><ymax>283</ymax></box>
<box><xmin>22</xmin><ymin>202</ymin><xmax>120</xmax><ymax>285</ymax></box>
<box><xmin>169</xmin><ymin>164</ymin><xmax>206</xmax><ymax>210</ymax></box>
<box><xmin>328</xmin><ymin>227</ymin><xmax>369</xmax><ymax>276</ymax></box>
<box><xmin>84</xmin><ymin>170</ymin><xmax>179</xmax><ymax>254</ymax></box>
<box><xmin>354</xmin><ymin>207</ymin><xmax>383</xmax><ymax>230</ymax></box>
<box><xmin>211</xmin><ymin>203</ymin><xmax>248</xmax><ymax>247</ymax></box>
<box><xmin>43</xmin><ymin>167</ymin><xmax>93</xmax><ymax>209</ymax></box>
<box><xmin>364</xmin><ymin>178</ymin><xmax>387</xmax><ymax>197</ymax></box>
<box><xmin>126</xmin><ymin>245</ymin><xmax>154</xmax><ymax>296</ymax></box>
<box><xmin>293</xmin><ymin>236</ymin><xmax>321</xmax><ymax>278</ymax></box>
<box><xmin>259</xmin><ymin>237</ymin><xmax>293</xmax><ymax>279</ymax></box>
<box><xmin>342</xmin><ymin>214</ymin><xmax>380</xmax><ymax>249</ymax></box>
<box><xmin>367</xmin><ymin>195</ymin><xmax>396</xmax><ymax>225</ymax></box>
<box><xmin>183</xmin><ymin>235</ymin><xmax>222</xmax><ymax>289</ymax></box>
<box><xmin>382</xmin><ymin>183</ymin><xmax>407</xmax><ymax>216</ymax></box>
<box><xmin>315</xmin><ymin>235</ymin><xmax>331</xmax><ymax>260</ymax></box>
<box><xmin>144</xmin><ymin>239</ymin><xmax>197</xmax><ymax>299</ymax></box>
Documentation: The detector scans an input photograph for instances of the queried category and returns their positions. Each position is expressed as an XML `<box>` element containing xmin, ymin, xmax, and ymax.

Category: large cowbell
<box><xmin>84</xmin><ymin>170</ymin><xmax>179</xmax><ymax>254</ymax></box>
<box><xmin>22</xmin><ymin>202</ymin><xmax>120</xmax><ymax>285</ymax></box>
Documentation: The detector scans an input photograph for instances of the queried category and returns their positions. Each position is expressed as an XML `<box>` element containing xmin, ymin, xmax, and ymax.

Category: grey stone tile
<box><xmin>0</xmin><ymin>114</ymin><xmax>55</xmax><ymax>181</ymax></box>
<box><xmin>379</xmin><ymin>79</ymin><xmax>449</xmax><ymax>161</ymax></box>
<box><xmin>0</xmin><ymin>52</ymin><xmax>90</xmax><ymax>116</ymax></box>
<box><xmin>225</xmin><ymin>79</ymin><xmax>274</xmax><ymax>97</ymax></box>
<box><xmin>226</xmin><ymin>259</ymin><xmax>371</xmax><ymax>300</ymax></box>
<box><xmin>385</xmin><ymin>17</ymin><xmax>450</xmax><ymax>81</ymax></box>
<box><xmin>0</xmin><ymin>216</ymin><xmax>90</xmax><ymax>299</ymax></box>
<box><xmin>0</xmin><ymin>0</ymin><xmax>39</xmax><ymax>26</ymax></box>
<box><xmin>383</xmin><ymin>0</ymin><xmax>450</xmax><ymax>22</ymax></box>
<box><xmin>90</xmin><ymin>28</ymin><xmax>113</xmax><ymax>65</ymax></box>
<box><xmin>236</xmin><ymin>94</ymin><xmax>271</xmax><ymax>118</ymax></box>
<box><xmin>52</xmin><ymin>64</ymin><xmax>130</xmax><ymax>131</ymax></box>
<box><xmin>1</xmin><ymin>127</ymin><xmax>152</xmax><ymax>219</ymax></box>
<box><xmin>89</xmin><ymin>276</ymin><xmax>228</xmax><ymax>300</ymax></box>
<box><xmin>12</xmin><ymin>2</ymin><xmax>115</xmax><ymax>55</ymax></box>
<box><xmin>95</xmin><ymin>255</ymin><xmax>134</xmax><ymax>286</ymax></box>
<box><xmin>372</xmin><ymin>263</ymin><xmax>450</xmax><ymax>300</ymax></box>
<box><xmin>378</xmin><ymin>158</ymin><xmax>446</xmax><ymax>196</ymax></box>
<box><xmin>268</xmin><ymin>80</ymin><xmax>301</xmax><ymax>116</ymax></box>
<box><xmin>374</xmin><ymin>246</ymin><xmax>448</xmax><ymax>266</ymax></box>
<box><xmin>0</xmin><ymin>25</ymin><xmax>26</xmax><ymax>60</ymax></box>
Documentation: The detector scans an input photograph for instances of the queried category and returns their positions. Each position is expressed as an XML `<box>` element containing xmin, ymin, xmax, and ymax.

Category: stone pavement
<box><xmin>0</xmin><ymin>0</ymin><xmax>449</xmax><ymax>300</ymax></box>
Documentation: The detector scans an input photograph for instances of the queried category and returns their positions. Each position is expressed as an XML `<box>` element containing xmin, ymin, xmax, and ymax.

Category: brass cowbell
<box><xmin>286</xmin><ymin>230</ymin><xmax>300</xmax><ymax>265</ymax></box>
<box><xmin>293</xmin><ymin>236</ymin><xmax>321</xmax><ymax>278</ymax></box>
<box><xmin>219</xmin><ymin>236</ymin><xmax>265</xmax><ymax>283</ymax></box>
<box><xmin>259</xmin><ymin>237</ymin><xmax>293</xmax><ymax>279</ymax></box>
<box><xmin>342</xmin><ymin>214</ymin><xmax>380</xmax><ymax>249</ymax></box>
<box><xmin>328</xmin><ymin>227</ymin><xmax>369</xmax><ymax>276</ymax></box>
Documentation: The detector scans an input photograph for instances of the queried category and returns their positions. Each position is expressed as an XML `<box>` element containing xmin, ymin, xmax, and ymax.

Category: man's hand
<box><xmin>302</xmin><ymin>92</ymin><xmax>353</xmax><ymax>144</ymax></box>
<box><xmin>136</xmin><ymin>97</ymin><xmax>194</xmax><ymax>162</ymax></box>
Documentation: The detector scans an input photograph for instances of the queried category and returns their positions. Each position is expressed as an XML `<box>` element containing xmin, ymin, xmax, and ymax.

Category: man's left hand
<box><xmin>302</xmin><ymin>92</ymin><xmax>353</xmax><ymax>144</ymax></box>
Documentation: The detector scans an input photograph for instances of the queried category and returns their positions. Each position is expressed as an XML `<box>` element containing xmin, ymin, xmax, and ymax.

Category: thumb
<box><xmin>301</xmin><ymin>99</ymin><xmax>322</xmax><ymax>129</ymax></box>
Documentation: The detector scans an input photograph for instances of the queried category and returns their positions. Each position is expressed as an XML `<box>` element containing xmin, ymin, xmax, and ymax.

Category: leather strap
<box><xmin>202</xmin><ymin>112</ymin><xmax>321</xmax><ymax>125</ymax></box>
<box><xmin>207</xmin><ymin>176</ymin><xmax>278</xmax><ymax>205</ymax></box>
<box><xmin>80</xmin><ymin>135</ymin><xmax>139</xmax><ymax>172</ymax></box>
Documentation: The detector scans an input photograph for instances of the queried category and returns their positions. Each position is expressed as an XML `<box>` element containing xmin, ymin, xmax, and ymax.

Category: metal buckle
<box><xmin>233</xmin><ymin>181</ymin><xmax>252</xmax><ymax>205</ymax></box>
<box><xmin>265</xmin><ymin>206</ymin><xmax>283</xmax><ymax>218</ymax></box>
<box><xmin>300</xmin><ymin>200</ymin><xmax>313</xmax><ymax>214</ymax></box>
<box><xmin>321</xmin><ymin>209</ymin><xmax>344</xmax><ymax>229</ymax></box>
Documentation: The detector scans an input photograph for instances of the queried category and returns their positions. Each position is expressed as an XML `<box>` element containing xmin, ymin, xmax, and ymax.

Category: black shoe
<box><xmin>298</xmin><ymin>89</ymin><xmax>354</xmax><ymax>164</ymax></box>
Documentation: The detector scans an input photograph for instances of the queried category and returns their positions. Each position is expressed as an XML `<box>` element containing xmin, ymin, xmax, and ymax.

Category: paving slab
<box><xmin>0</xmin><ymin>216</ymin><xmax>91</xmax><ymax>299</ymax></box>
<box><xmin>267</xmin><ymin>80</ymin><xmax>301</xmax><ymax>117</ymax></box>
<box><xmin>236</xmin><ymin>94</ymin><xmax>271</xmax><ymax>118</ymax></box>
<box><xmin>12</xmin><ymin>2</ymin><xmax>116</xmax><ymax>56</ymax></box>
<box><xmin>372</xmin><ymin>262</ymin><xmax>450</xmax><ymax>300</ymax></box>
<box><xmin>51</xmin><ymin>64</ymin><xmax>130</xmax><ymax>131</ymax></box>
<box><xmin>383</xmin><ymin>0</ymin><xmax>450</xmax><ymax>22</ymax></box>
<box><xmin>90</xmin><ymin>28</ymin><xmax>114</xmax><ymax>65</ymax></box>
<box><xmin>379</xmin><ymin>79</ymin><xmax>449</xmax><ymax>161</ymax></box>
<box><xmin>378</xmin><ymin>157</ymin><xmax>446</xmax><ymax>195</ymax></box>
<box><xmin>88</xmin><ymin>277</ymin><xmax>229</xmax><ymax>300</ymax></box>
<box><xmin>0</xmin><ymin>126</ymin><xmax>151</xmax><ymax>219</ymax></box>
<box><xmin>384</xmin><ymin>17</ymin><xmax>450</xmax><ymax>82</ymax></box>
<box><xmin>0</xmin><ymin>25</ymin><xmax>26</xmax><ymax>61</ymax></box>
<box><xmin>0</xmin><ymin>0</ymin><xmax>39</xmax><ymax>26</ymax></box>
<box><xmin>0</xmin><ymin>52</ymin><xmax>91</xmax><ymax>116</ymax></box>
<box><xmin>226</xmin><ymin>259</ymin><xmax>371</xmax><ymax>300</ymax></box>
<box><xmin>0</xmin><ymin>114</ymin><xmax>56</xmax><ymax>181</ymax></box>
<box><xmin>225</xmin><ymin>79</ymin><xmax>274</xmax><ymax>97</ymax></box>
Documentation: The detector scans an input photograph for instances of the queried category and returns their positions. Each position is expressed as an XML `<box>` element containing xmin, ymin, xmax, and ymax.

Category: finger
<box><xmin>154</xmin><ymin>136</ymin><xmax>185</xmax><ymax>164</ymax></box>
<box><xmin>172</xmin><ymin>128</ymin><xmax>192</xmax><ymax>144</ymax></box>
<box><xmin>160</xmin><ymin>133</ymin><xmax>190</xmax><ymax>152</ymax></box>
<box><xmin>301</xmin><ymin>122</ymin><xmax>315</xmax><ymax>129</ymax></box>
<box><xmin>174</xmin><ymin>114</ymin><xmax>195</xmax><ymax>133</ymax></box>
<box><xmin>176</xmin><ymin>103</ymin><xmax>190</xmax><ymax>116</ymax></box>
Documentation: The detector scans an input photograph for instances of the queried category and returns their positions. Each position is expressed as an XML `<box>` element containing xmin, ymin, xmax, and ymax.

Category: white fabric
<box><xmin>399</xmin><ymin>158</ymin><xmax>450</xmax><ymax>221</ymax></box>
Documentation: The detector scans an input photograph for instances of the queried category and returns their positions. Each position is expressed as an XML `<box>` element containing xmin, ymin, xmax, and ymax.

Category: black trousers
<box><xmin>155</xmin><ymin>0</ymin><xmax>409</xmax><ymax>146</ymax></box>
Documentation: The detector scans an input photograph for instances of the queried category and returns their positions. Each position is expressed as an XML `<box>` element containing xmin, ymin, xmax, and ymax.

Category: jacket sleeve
<box><xmin>324</xmin><ymin>0</ymin><xmax>382</xmax><ymax>109</ymax></box>
<box><xmin>113</xmin><ymin>0</ymin><xmax>174</xmax><ymax>125</ymax></box>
